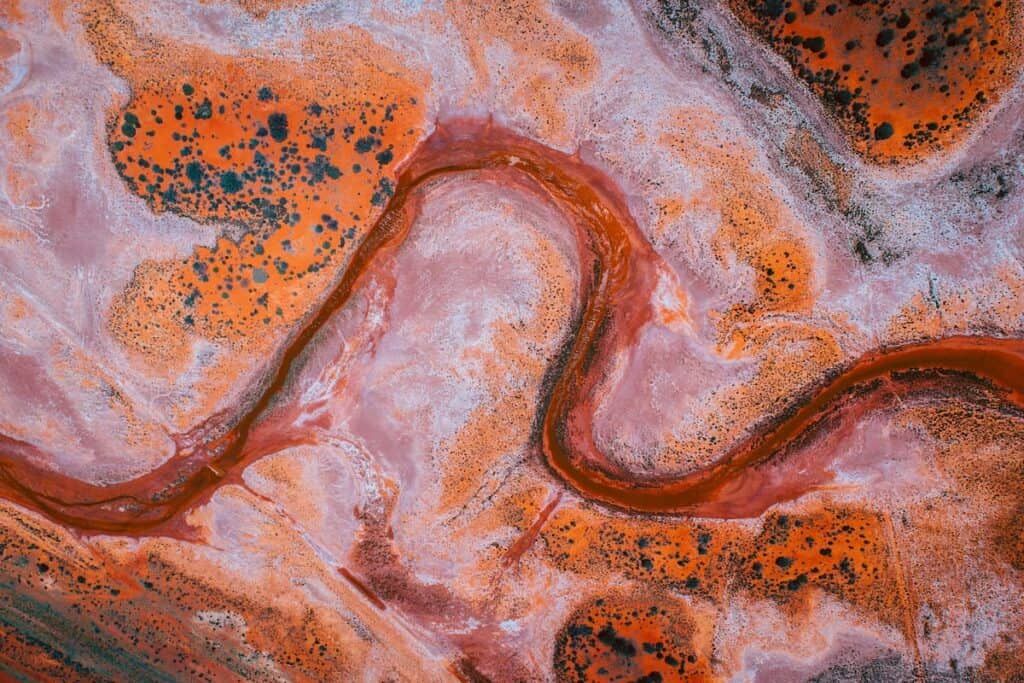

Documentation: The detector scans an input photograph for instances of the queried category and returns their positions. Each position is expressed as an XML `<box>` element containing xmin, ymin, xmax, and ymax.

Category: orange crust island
<box><xmin>728</xmin><ymin>0</ymin><xmax>1023</xmax><ymax>163</ymax></box>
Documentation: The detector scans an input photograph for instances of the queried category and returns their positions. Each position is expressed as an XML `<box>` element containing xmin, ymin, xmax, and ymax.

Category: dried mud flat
<box><xmin>1</xmin><ymin>0</ymin><xmax>1023</xmax><ymax>681</ymax></box>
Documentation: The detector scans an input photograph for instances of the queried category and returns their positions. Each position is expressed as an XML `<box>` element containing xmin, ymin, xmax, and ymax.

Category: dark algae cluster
<box><xmin>73</xmin><ymin>0</ymin><xmax>427</xmax><ymax>366</ymax></box>
<box><xmin>545</xmin><ymin>506</ymin><xmax>904</xmax><ymax>619</ymax></box>
<box><xmin>730</xmin><ymin>0</ymin><xmax>1022</xmax><ymax>162</ymax></box>
<box><xmin>554</xmin><ymin>593</ymin><xmax>711</xmax><ymax>682</ymax></box>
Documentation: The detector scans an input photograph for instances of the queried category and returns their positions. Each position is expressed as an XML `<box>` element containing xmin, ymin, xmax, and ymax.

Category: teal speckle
<box><xmin>220</xmin><ymin>171</ymin><xmax>244</xmax><ymax>194</ymax></box>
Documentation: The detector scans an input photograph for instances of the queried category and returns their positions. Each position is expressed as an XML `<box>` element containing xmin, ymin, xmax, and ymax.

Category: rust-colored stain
<box><xmin>1</xmin><ymin>0</ymin><xmax>1023</xmax><ymax>680</ymax></box>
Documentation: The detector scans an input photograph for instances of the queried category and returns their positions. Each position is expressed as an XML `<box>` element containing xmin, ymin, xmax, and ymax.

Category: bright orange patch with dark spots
<box><xmin>542</xmin><ymin>509</ymin><xmax>733</xmax><ymax>599</ymax></box>
<box><xmin>554</xmin><ymin>593</ymin><xmax>713</xmax><ymax>682</ymax></box>
<box><xmin>107</xmin><ymin>75</ymin><xmax>418</xmax><ymax>351</ymax></box>
<box><xmin>78</xmin><ymin>1</ymin><xmax>426</xmax><ymax>375</ymax></box>
<box><xmin>730</xmin><ymin>0</ymin><xmax>1022</xmax><ymax>163</ymax></box>
<box><xmin>544</xmin><ymin>505</ymin><xmax>906</xmax><ymax>630</ymax></box>
<box><xmin>753</xmin><ymin>240</ymin><xmax>813</xmax><ymax>310</ymax></box>
<box><xmin>737</xmin><ymin>509</ymin><xmax>905</xmax><ymax>626</ymax></box>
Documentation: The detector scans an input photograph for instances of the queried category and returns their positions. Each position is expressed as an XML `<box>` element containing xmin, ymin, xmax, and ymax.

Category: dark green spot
<box><xmin>268</xmin><ymin>112</ymin><xmax>288</xmax><ymax>142</ymax></box>
<box><xmin>185</xmin><ymin>161</ymin><xmax>205</xmax><ymax>186</ymax></box>
<box><xmin>220</xmin><ymin>171</ymin><xmax>243</xmax><ymax>193</ymax></box>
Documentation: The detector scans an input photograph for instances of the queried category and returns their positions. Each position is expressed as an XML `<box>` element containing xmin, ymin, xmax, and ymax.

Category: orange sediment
<box><xmin>0</xmin><ymin>120</ymin><xmax>1023</xmax><ymax>533</ymax></box>
<box><xmin>728</xmin><ymin>0</ymin><xmax>1023</xmax><ymax>163</ymax></box>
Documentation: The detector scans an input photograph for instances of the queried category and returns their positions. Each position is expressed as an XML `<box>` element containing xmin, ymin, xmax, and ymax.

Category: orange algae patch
<box><xmin>554</xmin><ymin>592</ymin><xmax>714</xmax><ymax>682</ymax></box>
<box><xmin>0</xmin><ymin>27</ymin><xmax>17</xmax><ymax>85</ymax></box>
<box><xmin>542</xmin><ymin>507</ymin><xmax>735</xmax><ymax>599</ymax></box>
<box><xmin>2</xmin><ymin>101</ymin><xmax>58</xmax><ymax>210</ymax></box>
<box><xmin>729</xmin><ymin>0</ymin><xmax>1023</xmax><ymax>163</ymax></box>
<box><xmin>544</xmin><ymin>504</ymin><xmax>906</xmax><ymax>632</ymax></box>
<box><xmin>80</xmin><ymin>1</ymin><xmax>426</xmax><ymax>384</ymax></box>
<box><xmin>48</xmin><ymin>0</ymin><xmax>68</xmax><ymax>31</ymax></box>
<box><xmin>752</xmin><ymin>240</ymin><xmax>815</xmax><ymax>311</ymax></box>
<box><xmin>3</xmin><ymin>101</ymin><xmax>51</xmax><ymax>162</ymax></box>
<box><xmin>736</xmin><ymin>509</ymin><xmax>905</xmax><ymax>628</ymax></box>
<box><xmin>0</xmin><ymin>0</ymin><xmax>22</xmax><ymax>23</ymax></box>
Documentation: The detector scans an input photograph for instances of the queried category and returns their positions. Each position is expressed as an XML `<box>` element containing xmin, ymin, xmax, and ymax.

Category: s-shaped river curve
<box><xmin>1</xmin><ymin>120</ymin><xmax>1023</xmax><ymax>534</ymax></box>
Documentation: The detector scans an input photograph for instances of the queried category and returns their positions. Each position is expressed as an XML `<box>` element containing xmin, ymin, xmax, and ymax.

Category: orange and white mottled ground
<box><xmin>1</xmin><ymin>0</ymin><xmax>1024</xmax><ymax>680</ymax></box>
